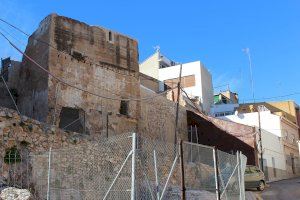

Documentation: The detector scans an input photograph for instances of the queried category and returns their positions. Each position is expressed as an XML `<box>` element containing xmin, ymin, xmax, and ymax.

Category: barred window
<box><xmin>4</xmin><ymin>146</ymin><xmax>21</xmax><ymax>164</ymax></box>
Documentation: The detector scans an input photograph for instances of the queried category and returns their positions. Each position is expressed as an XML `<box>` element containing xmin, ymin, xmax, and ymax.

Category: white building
<box><xmin>210</xmin><ymin>103</ymin><xmax>239</xmax><ymax>117</ymax></box>
<box><xmin>210</xmin><ymin>90</ymin><xmax>239</xmax><ymax>117</ymax></box>
<box><xmin>140</xmin><ymin>51</ymin><xmax>213</xmax><ymax>114</ymax></box>
<box><xmin>219</xmin><ymin>109</ymin><xmax>300</xmax><ymax>181</ymax></box>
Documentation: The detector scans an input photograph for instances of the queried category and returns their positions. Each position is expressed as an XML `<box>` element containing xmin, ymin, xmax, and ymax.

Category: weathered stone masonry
<box><xmin>17</xmin><ymin>14</ymin><xmax>141</xmax><ymax>138</ymax></box>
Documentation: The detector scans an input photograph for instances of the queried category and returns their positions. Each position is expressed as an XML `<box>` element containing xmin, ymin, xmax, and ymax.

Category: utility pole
<box><xmin>257</xmin><ymin>106</ymin><xmax>264</xmax><ymax>171</ymax></box>
<box><xmin>179</xmin><ymin>140</ymin><xmax>186</xmax><ymax>200</ymax></box>
<box><xmin>174</xmin><ymin>64</ymin><xmax>183</xmax><ymax>146</ymax></box>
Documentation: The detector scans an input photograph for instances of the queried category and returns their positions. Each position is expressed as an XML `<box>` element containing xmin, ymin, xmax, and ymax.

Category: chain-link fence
<box><xmin>0</xmin><ymin>133</ymin><xmax>247</xmax><ymax>200</ymax></box>
<box><xmin>182</xmin><ymin>142</ymin><xmax>247</xmax><ymax>200</ymax></box>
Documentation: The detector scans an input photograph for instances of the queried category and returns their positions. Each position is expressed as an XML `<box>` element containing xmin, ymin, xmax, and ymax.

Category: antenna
<box><xmin>243</xmin><ymin>48</ymin><xmax>255</xmax><ymax>103</ymax></box>
<box><xmin>153</xmin><ymin>45</ymin><xmax>160</xmax><ymax>53</ymax></box>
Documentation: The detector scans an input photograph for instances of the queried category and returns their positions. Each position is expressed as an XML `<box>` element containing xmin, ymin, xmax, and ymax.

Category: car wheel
<box><xmin>257</xmin><ymin>181</ymin><xmax>265</xmax><ymax>191</ymax></box>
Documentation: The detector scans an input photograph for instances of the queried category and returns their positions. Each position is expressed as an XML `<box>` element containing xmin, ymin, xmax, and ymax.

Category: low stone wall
<box><xmin>0</xmin><ymin>107</ymin><xmax>96</xmax><ymax>192</ymax></box>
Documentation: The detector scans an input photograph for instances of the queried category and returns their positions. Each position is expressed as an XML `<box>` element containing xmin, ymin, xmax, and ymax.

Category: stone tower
<box><xmin>17</xmin><ymin>14</ymin><xmax>141</xmax><ymax>136</ymax></box>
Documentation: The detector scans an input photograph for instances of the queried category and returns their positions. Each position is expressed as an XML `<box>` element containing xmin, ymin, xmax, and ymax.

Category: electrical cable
<box><xmin>0</xmin><ymin>18</ymin><xmax>155</xmax><ymax>82</ymax></box>
<box><xmin>0</xmin><ymin>31</ymin><xmax>177</xmax><ymax>102</ymax></box>
<box><xmin>242</xmin><ymin>92</ymin><xmax>300</xmax><ymax>102</ymax></box>
<box><xmin>2</xmin><ymin>19</ymin><xmax>299</xmax><ymax>106</ymax></box>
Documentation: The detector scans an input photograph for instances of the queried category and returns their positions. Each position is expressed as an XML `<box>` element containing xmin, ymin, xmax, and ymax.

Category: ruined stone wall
<box><xmin>0</xmin><ymin>107</ymin><xmax>141</xmax><ymax>199</ymax></box>
<box><xmin>0</xmin><ymin>59</ymin><xmax>21</xmax><ymax>111</ymax></box>
<box><xmin>0</xmin><ymin>84</ymin><xmax>16</xmax><ymax>110</ymax></box>
<box><xmin>7</xmin><ymin>61</ymin><xmax>21</xmax><ymax>89</ymax></box>
<box><xmin>46</xmin><ymin>14</ymin><xmax>141</xmax><ymax>136</ymax></box>
<box><xmin>16</xmin><ymin>14</ymin><xmax>141</xmax><ymax>137</ymax></box>
<box><xmin>11</xmin><ymin>13</ymin><xmax>192</xmax><ymax>144</ymax></box>
<box><xmin>139</xmin><ymin>86</ymin><xmax>188</xmax><ymax>143</ymax></box>
<box><xmin>17</xmin><ymin>15</ymin><xmax>52</xmax><ymax>122</ymax></box>
<box><xmin>0</xmin><ymin>107</ymin><xmax>96</xmax><ymax>190</ymax></box>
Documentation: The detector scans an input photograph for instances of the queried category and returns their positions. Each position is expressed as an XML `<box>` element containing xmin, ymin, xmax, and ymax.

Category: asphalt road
<box><xmin>260</xmin><ymin>177</ymin><xmax>300</xmax><ymax>200</ymax></box>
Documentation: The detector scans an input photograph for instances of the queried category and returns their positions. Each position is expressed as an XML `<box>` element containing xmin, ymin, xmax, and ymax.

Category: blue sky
<box><xmin>0</xmin><ymin>0</ymin><xmax>299</xmax><ymax>103</ymax></box>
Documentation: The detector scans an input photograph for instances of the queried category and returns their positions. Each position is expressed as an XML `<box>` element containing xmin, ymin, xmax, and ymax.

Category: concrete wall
<box><xmin>158</xmin><ymin>61</ymin><xmax>213</xmax><ymax>114</ymax></box>
<box><xmin>210</xmin><ymin>103</ymin><xmax>239</xmax><ymax>117</ymax></box>
<box><xmin>239</xmin><ymin>101</ymin><xmax>299</xmax><ymax>125</ymax></box>
<box><xmin>139</xmin><ymin>52</ymin><xmax>160</xmax><ymax>79</ymax></box>
<box><xmin>260</xmin><ymin>129</ymin><xmax>287</xmax><ymax>181</ymax></box>
<box><xmin>199</xmin><ymin>63</ymin><xmax>213</xmax><ymax>115</ymax></box>
<box><xmin>221</xmin><ymin>111</ymin><xmax>282</xmax><ymax>137</ymax></box>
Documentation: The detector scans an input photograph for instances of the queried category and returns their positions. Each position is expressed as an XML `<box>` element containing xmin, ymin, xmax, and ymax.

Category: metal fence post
<box><xmin>237</xmin><ymin>151</ymin><xmax>242</xmax><ymax>200</ymax></box>
<box><xmin>179</xmin><ymin>140</ymin><xmax>186</xmax><ymax>200</ymax></box>
<box><xmin>239</xmin><ymin>151</ymin><xmax>245</xmax><ymax>200</ymax></box>
<box><xmin>47</xmin><ymin>147</ymin><xmax>52</xmax><ymax>200</ymax></box>
<box><xmin>153</xmin><ymin>150</ymin><xmax>160</xmax><ymax>200</ymax></box>
<box><xmin>131</xmin><ymin>133</ymin><xmax>136</xmax><ymax>200</ymax></box>
<box><xmin>213</xmin><ymin>147</ymin><xmax>221</xmax><ymax>200</ymax></box>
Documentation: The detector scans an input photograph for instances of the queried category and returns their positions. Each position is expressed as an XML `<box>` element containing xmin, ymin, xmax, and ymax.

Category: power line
<box><xmin>0</xmin><ymin>18</ymin><xmax>143</xmax><ymax>81</ymax></box>
<box><xmin>0</xmin><ymin>31</ymin><xmax>177</xmax><ymax>102</ymax></box>
<box><xmin>0</xmin><ymin>18</ymin><xmax>167</xmax><ymax>86</ymax></box>
<box><xmin>0</xmin><ymin>18</ymin><xmax>183</xmax><ymax>91</ymax></box>
<box><xmin>242</xmin><ymin>92</ymin><xmax>300</xmax><ymax>102</ymax></box>
<box><xmin>0</xmin><ymin>26</ymin><xmax>27</xmax><ymax>47</ymax></box>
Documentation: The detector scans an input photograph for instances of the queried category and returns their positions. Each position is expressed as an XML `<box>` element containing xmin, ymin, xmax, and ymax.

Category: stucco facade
<box><xmin>220</xmin><ymin>111</ymin><xmax>300</xmax><ymax>181</ymax></box>
<box><xmin>140</xmin><ymin>52</ymin><xmax>213</xmax><ymax>114</ymax></box>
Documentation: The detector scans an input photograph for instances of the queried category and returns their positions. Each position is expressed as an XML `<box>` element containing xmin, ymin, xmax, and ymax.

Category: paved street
<box><xmin>260</xmin><ymin>177</ymin><xmax>300</xmax><ymax>200</ymax></box>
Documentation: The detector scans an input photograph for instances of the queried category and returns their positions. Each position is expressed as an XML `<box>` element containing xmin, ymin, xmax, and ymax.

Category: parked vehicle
<box><xmin>245</xmin><ymin>165</ymin><xmax>265</xmax><ymax>191</ymax></box>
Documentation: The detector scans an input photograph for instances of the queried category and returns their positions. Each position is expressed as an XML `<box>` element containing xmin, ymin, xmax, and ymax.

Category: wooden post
<box><xmin>174</xmin><ymin>64</ymin><xmax>183</xmax><ymax>146</ymax></box>
<box><xmin>258</xmin><ymin>107</ymin><xmax>264</xmax><ymax>172</ymax></box>
<box><xmin>179</xmin><ymin>140</ymin><xmax>186</xmax><ymax>200</ymax></box>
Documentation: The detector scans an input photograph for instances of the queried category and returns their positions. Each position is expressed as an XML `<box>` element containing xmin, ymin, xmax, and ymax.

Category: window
<box><xmin>119</xmin><ymin>100</ymin><xmax>129</xmax><ymax>116</ymax></box>
<box><xmin>59</xmin><ymin>107</ymin><xmax>85</xmax><ymax>133</ymax></box>
<box><xmin>4</xmin><ymin>146</ymin><xmax>21</xmax><ymax>164</ymax></box>
<box><xmin>108</xmin><ymin>31</ymin><xmax>112</xmax><ymax>42</ymax></box>
<box><xmin>291</xmin><ymin>154</ymin><xmax>296</xmax><ymax>174</ymax></box>
<box><xmin>221</xmin><ymin>97</ymin><xmax>227</xmax><ymax>104</ymax></box>
<box><xmin>284</xmin><ymin>132</ymin><xmax>288</xmax><ymax>140</ymax></box>
<box><xmin>291</xmin><ymin>135</ymin><xmax>295</xmax><ymax>143</ymax></box>
<box><xmin>159</xmin><ymin>64</ymin><xmax>168</xmax><ymax>69</ymax></box>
